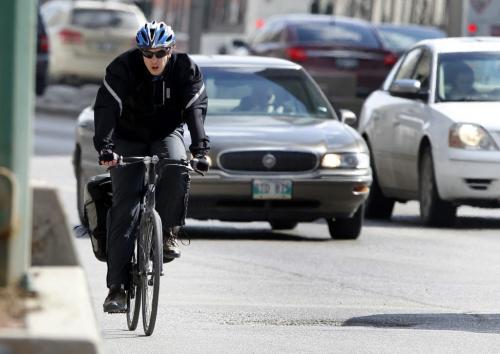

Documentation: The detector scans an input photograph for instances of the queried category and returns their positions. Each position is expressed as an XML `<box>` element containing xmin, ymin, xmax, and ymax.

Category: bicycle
<box><xmin>112</xmin><ymin>156</ymin><xmax>194</xmax><ymax>336</ymax></box>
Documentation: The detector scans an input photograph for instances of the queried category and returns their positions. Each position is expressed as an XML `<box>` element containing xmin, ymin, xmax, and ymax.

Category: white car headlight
<box><xmin>449</xmin><ymin>123</ymin><xmax>498</xmax><ymax>150</ymax></box>
<box><xmin>321</xmin><ymin>153</ymin><xmax>369</xmax><ymax>169</ymax></box>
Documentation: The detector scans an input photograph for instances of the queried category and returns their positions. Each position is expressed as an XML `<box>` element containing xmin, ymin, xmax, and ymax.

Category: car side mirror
<box><xmin>389</xmin><ymin>79</ymin><xmax>429</xmax><ymax>101</ymax></box>
<box><xmin>339</xmin><ymin>109</ymin><xmax>357</xmax><ymax>127</ymax></box>
<box><xmin>232</xmin><ymin>39</ymin><xmax>248</xmax><ymax>48</ymax></box>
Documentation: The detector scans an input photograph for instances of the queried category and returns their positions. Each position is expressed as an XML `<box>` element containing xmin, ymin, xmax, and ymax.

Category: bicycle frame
<box><xmin>116</xmin><ymin>155</ymin><xmax>191</xmax><ymax>335</ymax></box>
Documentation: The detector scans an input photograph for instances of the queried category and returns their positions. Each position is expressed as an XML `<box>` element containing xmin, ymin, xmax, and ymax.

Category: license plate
<box><xmin>336</xmin><ymin>58</ymin><xmax>359</xmax><ymax>69</ymax></box>
<box><xmin>95</xmin><ymin>41</ymin><xmax>116</xmax><ymax>51</ymax></box>
<box><xmin>252</xmin><ymin>179</ymin><xmax>292</xmax><ymax>200</ymax></box>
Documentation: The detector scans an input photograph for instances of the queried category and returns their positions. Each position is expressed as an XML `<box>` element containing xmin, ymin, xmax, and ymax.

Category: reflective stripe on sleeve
<box><xmin>185</xmin><ymin>83</ymin><xmax>205</xmax><ymax>110</ymax></box>
<box><xmin>103</xmin><ymin>78</ymin><xmax>123</xmax><ymax>115</ymax></box>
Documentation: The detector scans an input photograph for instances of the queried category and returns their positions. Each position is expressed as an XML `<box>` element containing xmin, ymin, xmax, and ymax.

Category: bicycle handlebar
<box><xmin>113</xmin><ymin>155</ymin><xmax>206</xmax><ymax>175</ymax></box>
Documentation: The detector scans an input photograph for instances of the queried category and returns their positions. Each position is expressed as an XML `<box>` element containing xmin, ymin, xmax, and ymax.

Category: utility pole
<box><xmin>0</xmin><ymin>1</ymin><xmax>35</xmax><ymax>286</ymax></box>
<box><xmin>188</xmin><ymin>0</ymin><xmax>205</xmax><ymax>54</ymax></box>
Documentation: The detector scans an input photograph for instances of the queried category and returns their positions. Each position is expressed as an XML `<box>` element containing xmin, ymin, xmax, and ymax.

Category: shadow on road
<box><xmin>343</xmin><ymin>313</ymin><xmax>500</xmax><ymax>334</ymax></box>
<box><xmin>366</xmin><ymin>214</ymin><xmax>500</xmax><ymax>230</ymax></box>
<box><xmin>181</xmin><ymin>225</ymin><xmax>328</xmax><ymax>242</ymax></box>
<box><xmin>102</xmin><ymin>328</ymin><xmax>147</xmax><ymax>339</ymax></box>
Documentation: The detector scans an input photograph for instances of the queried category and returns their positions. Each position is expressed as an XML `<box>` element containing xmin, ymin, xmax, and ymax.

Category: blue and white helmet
<box><xmin>136</xmin><ymin>21</ymin><xmax>175</xmax><ymax>49</ymax></box>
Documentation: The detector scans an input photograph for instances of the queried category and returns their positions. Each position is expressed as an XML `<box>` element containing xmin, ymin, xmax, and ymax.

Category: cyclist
<box><xmin>94</xmin><ymin>21</ymin><xmax>210</xmax><ymax>313</ymax></box>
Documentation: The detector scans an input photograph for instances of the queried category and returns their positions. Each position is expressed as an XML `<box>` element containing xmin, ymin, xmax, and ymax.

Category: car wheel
<box><xmin>364</xmin><ymin>139</ymin><xmax>394</xmax><ymax>219</ymax></box>
<box><xmin>269</xmin><ymin>221</ymin><xmax>298</xmax><ymax>230</ymax></box>
<box><xmin>419</xmin><ymin>147</ymin><xmax>456</xmax><ymax>227</ymax></box>
<box><xmin>326</xmin><ymin>205</ymin><xmax>364</xmax><ymax>240</ymax></box>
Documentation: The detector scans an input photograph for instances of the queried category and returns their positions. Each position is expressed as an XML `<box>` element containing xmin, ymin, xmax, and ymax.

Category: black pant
<box><xmin>106</xmin><ymin>132</ymin><xmax>189</xmax><ymax>288</ymax></box>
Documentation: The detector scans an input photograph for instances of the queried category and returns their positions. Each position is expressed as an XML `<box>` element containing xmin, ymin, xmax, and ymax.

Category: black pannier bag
<box><xmin>84</xmin><ymin>174</ymin><xmax>112</xmax><ymax>262</ymax></box>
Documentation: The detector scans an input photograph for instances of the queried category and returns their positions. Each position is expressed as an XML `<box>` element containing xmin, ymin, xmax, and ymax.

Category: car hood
<box><xmin>433</xmin><ymin>102</ymin><xmax>500</xmax><ymax>129</ymax></box>
<box><xmin>192</xmin><ymin>115</ymin><xmax>364</xmax><ymax>153</ymax></box>
<box><xmin>80</xmin><ymin>109</ymin><xmax>365</xmax><ymax>153</ymax></box>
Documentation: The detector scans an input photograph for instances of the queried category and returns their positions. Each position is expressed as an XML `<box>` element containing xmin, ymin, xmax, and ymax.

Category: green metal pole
<box><xmin>0</xmin><ymin>0</ymin><xmax>36</xmax><ymax>286</ymax></box>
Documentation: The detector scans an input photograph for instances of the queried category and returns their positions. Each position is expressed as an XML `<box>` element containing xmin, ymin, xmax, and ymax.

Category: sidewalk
<box><xmin>35</xmin><ymin>84</ymin><xmax>99</xmax><ymax>116</ymax></box>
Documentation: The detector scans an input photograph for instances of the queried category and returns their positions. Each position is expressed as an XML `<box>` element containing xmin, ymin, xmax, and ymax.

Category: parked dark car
<box><xmin>234</xmin><ymin>14</ymin><xmax>397</xmax><ymax>116</ymax></box>
<box><xmin>376</xmin><ymin>23</ymin><xmax>446</xmax><ymax>55</ymax></box>
<box><xmin>36</xmin><ymin>9</ymin><xmax>49</xmax><ymax>96</ymax></box>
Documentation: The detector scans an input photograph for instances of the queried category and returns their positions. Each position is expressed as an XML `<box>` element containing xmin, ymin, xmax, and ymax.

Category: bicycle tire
<box><xmin>126</xmin><ymin>247</ymin><xmax>141</xmax><ymax>330</ymax></box>
<box><xmin>141</xmin><ymin>209</ymin><xmax>163</xmax><ymax>336</ymax></box>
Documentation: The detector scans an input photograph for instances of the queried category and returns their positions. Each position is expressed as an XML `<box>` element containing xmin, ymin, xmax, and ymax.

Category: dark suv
<box><xmin>36</xmin><ymin>9</ymin><xmax>49</xmax><ymax>96</ymax></box>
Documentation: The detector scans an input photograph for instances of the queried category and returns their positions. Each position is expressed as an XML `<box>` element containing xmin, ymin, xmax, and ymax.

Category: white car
<box><xmin>41</xmin><ymin>0</ymin><xmax>146</xmax><ymax>83</ymax></box>
<box><xmin>358</xmin><ymin>37</ymin><xmax>500</xmax><ymax>226</ymax></box>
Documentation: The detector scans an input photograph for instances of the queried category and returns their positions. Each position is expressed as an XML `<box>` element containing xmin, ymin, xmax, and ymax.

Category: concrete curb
<box><xmin>0</xmin><ymin>267</ymin><xmax>102</xmax><ymax>354</ymax></box>
<box><xmin>0</xmin><ymin>185</ymin><xmax>103</xmax><ymax>354</ymax></box>
<box><xmin>32</xmin><ymin>183</ymin><xmax>79</xmax><ymax>266</ymax></box>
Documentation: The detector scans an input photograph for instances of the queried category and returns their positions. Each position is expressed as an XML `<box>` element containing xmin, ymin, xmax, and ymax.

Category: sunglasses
<box><xmin>141</xmin><ymin>47</ymin><xmax>172</xmax><ymax>59</ymax></box>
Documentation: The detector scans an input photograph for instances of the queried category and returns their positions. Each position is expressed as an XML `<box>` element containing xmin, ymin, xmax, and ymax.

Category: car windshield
<box><xmin>202</xmin><ymin>66</ymin><xmax>336</xmax><ymax>119</ymax></box>
<box><xmin>72</xmin><ymin>9</ymin><xmax>138</xmax><ymax>29</ymax></box>
<box><xmin>294</xmin><ymin>21</ymin><xmax>381</xmax><ymax>49</ymax></box>
<box><xmin>377</xmin><ymin>26</ymin><xmax>445</xmax><ymax>52</ymax></box>
<box><xmin>437</xmin><ymin>52</ymin><xmax>500</xmax><ymax>102</ymax></box>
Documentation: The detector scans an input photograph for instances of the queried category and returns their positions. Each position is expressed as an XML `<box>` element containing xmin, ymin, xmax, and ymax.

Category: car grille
<box><xmin>219</xmin><ymin>150</ymin><xmax>318</xmax><ymax>172</ymax></box>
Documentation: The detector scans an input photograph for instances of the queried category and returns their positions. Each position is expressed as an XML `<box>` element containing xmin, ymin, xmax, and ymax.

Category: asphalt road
<box><xmin>33</xmin><ymin>110</ymin><xmax>500</xmax><ymax>354</ymax></box>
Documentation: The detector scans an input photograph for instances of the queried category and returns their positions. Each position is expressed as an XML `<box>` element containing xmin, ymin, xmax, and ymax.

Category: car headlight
<box><xmin>449</xmin><ymin>123</ymin><xmax>498</xmax><ymax>150</ymax></box>
<box><xmin>321</xmin><ymin>153</ymin><xmax>369</xmax><ymax>169</ymax></box>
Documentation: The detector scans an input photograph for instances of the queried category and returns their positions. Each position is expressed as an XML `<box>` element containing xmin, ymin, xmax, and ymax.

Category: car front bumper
<box><xmin>436</xmin><ymin>149</ymin><xmax>500</xmax><ymax>206</ymax></box>
<box><xmin>187</xmin><ymin>171</ymin><xmax>372</xmax><ymax>222</ymax></box>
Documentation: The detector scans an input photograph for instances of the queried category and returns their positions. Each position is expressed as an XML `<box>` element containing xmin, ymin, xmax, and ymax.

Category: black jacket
<box><xmin>93</xmin><ymin>49</ymin><xmax>209</xmax><ymax>155</ymax></box>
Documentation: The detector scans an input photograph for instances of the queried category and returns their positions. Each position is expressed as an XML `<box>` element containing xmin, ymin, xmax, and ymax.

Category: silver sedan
<box><xmin>358</xmin><ymin>37</ymin><xmax>500</xmax><ymax>226</ymax></box>
<box><xmin>73</xmin><ymin>55</ymin><xmax>371</xmax><ymax>239</ymax></box>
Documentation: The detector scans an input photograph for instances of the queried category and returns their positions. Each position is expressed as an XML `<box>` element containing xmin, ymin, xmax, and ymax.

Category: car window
<box><xmin>250</xmin><ymin>20</ymin><xmax>279</xmax><ymax>45</ymax></box>
<box><xmin>293</xmin><ymin>21</ymin><xmax>381</xmax><ymax>49</ymax></box>
<box><xmin>393</xmin><ymin>48</ymin><xmax>423</xmax><ymax>81</ymax></box>
<box><xmin>411</xmin><ymin>50</ymin><xmax>432</xmax><ymax>90</ymax></box>
<box><xmin>202</xmin><ymin>67</ymin><xmax>336</xmax><ymax>119</ymax></box>
<box><xmin>71</xmin><ymin>9</ymin><xmax>139</xmax><ymax>29</ymax></box>
<box><xmin>436</xmin><ymin>52</ymin><xmax>500</xmax><ymax>102</ymax></box>
<box><xmin>267</xmin><ymin>22</ymin><xmax>285</xmax><ymax>43</ymax></box>
<box><xmin>377</xmin><ymin>26</ymin><xmax>445</xmax><ymax>52</ymax></box>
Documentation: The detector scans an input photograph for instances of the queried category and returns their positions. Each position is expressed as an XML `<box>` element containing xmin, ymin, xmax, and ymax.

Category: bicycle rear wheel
<box><xmin>140</xmin><ymin>209</ymin><xmax>163</xmax><ymax>336</ymax></box>
<box><xmin>126</xmin><ymin>245</ymin><xmax>141</xmax><ymax>330</ymax></box>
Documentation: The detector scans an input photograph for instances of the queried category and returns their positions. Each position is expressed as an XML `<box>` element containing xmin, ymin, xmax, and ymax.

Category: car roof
<box><xmin>376</xmin><ymin>23</ymin><xmax>445</xmax><ymax>35</ymax></box>
<box><xmin>266</xmin><ymin>13</ymin><xmax>375</xmax><ymax>28</ymax></box>
<box><xmin>416</xmin><ymin>37</ymin><xmax>500</xmax><ymax>53</ymax></box>
<box><xmin>190</xmin><ymin>55</ymin><xmax>302</xmax><ymax>69</ymax></box>
<box><xmin>72</xmin><ymin>0</ymin><xmax>142</xmax><ymax>12</ymax></box>
<box><xmin>42</xmin><ymin>0</ymin><xmax>142</xmax><ymax>12</ymax></box>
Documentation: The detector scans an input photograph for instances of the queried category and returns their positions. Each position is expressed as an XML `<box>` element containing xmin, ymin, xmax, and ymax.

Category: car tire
<box><xmin>269</xmin><ymin>221</ymin><xmax>298</xmax><ymax>230</ymax></box>
<box><xmin>364</xmin><ymin>139</ymin><xmax>394</xmax><ymax>219</ymax></box>
<box><xmin>326</xmin><ymin>205</ymin><xmax>364</xmax><ymax>240</ymax></box>
<box><xmin>419</xmin><ymin>147</ymin><xmax>456</xmax><ymax>227</ymax></box>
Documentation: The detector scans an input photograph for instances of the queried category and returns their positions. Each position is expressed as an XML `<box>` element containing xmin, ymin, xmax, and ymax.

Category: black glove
<box><xmin>190</xmin><ymin>154</ymin><xmax>209</xmax><ymax>174</ymax></box>
<box><xmin>99</xmin><ymin>149</ymin><xmax>117</xmax><ymax>164</ymax></box>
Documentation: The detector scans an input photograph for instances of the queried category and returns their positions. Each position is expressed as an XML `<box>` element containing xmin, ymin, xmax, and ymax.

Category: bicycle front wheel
<box><xmin>140</xmin><ymin>209</ymin><xmax>163</xmax><ymax>336</ymax></box>
<box><xmin>126</xmin><ymin>244</ymin><xmax>141</xmax><ymax>331</ymax></box>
